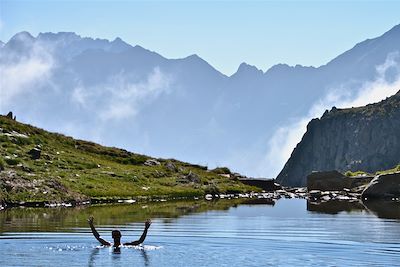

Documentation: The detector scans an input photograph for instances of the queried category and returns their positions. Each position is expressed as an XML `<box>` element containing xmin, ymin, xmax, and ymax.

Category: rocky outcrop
<box><xmin>277</xmin><ymin>90</ymin><xmax>400</xmax><ymax>187</ymax></box>
<box><xmin>362</xmin><ymin>172</ymin><xmax>400</xmax><ymax>199</ymax></box>
<box><xmin>307</xmin><ymin>171</ymin><xmax>373</xmax><ymax>191</ymax></box>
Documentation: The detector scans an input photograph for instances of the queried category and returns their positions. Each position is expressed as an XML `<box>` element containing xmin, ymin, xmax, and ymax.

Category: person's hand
<box><xmin>88</xmin><ymin>216</ymin><xmax>94</xmax><ymax>225</ymax></box>
<box><xmin>145</xmin><ymin>219</ymin><xmax>152</xmax><ymax>229</ymax></box>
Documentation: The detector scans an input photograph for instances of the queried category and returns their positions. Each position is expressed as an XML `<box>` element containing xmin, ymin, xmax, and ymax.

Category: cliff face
<box><xmin>276</xmin><ymin>91</ymin><xmax>400</xmax><ymax>187</ymax></box>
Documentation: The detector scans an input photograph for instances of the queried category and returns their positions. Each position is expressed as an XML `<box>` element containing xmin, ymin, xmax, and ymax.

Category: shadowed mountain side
<box><xmin>277</xmin><ymin>91</ymin><xmax>400</xmax><ymax>187</ymax></box>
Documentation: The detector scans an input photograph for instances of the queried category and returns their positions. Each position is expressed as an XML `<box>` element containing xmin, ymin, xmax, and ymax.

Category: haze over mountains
<box><xmin>1</xmin><ymin>24</ymin><xmax>400</xmax><ymax>178</ymax></box>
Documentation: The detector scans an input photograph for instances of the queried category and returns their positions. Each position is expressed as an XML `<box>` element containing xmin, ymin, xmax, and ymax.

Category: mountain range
<box><xmin>1</xmin><ymin>24</ymin><xmax>400</xmax><ymax>178</ymax></box>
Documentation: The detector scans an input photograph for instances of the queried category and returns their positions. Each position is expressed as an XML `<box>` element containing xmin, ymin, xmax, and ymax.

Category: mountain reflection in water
<box><xmin>307</xmin><ymin>199</ymin><xmax>400</xmax><ymax>219</ymax></box>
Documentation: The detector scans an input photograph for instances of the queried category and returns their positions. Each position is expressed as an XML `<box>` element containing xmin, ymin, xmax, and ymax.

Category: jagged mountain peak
<box><xmin>38</xmin><ymin>31</ymin><xmax>81</xmax><ymax>41</ymax></box>
<box><xmin>233</xmin><ymin>62</ymin><xmax>263</xmax><ymax>76</ymax></box>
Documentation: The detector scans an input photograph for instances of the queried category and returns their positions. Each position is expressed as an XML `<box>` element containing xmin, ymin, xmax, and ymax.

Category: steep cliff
<box><xmin>276</xmin><ymin>90</ymin><xmax>400</xmax><ymax>187</ymax></box>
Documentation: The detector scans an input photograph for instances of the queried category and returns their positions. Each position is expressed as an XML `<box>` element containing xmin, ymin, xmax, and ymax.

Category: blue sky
<box><xmin>1</xmin><ymin>0</ymin><xmax>400</xmax><ymax>75</ymax></box>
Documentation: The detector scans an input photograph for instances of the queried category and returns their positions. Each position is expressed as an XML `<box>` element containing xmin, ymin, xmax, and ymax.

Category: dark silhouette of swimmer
<box><xmin>88</xmin><ymin>216</ymin><xmax>151</xmax><ymax>247</ymax></box>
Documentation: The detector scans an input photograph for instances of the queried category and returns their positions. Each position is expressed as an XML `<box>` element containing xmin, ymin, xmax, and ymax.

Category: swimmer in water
<box><xmin>88</xmin><ymin>216</ymin><xmax>152</xmax><ymax>248</ymax></box>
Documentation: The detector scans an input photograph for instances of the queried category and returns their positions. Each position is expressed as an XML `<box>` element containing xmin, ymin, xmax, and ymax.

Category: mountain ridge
<box><xmin>2</xmin><ymin>24</ymin><xmax>400</xmax><ymax>178</ymax></box>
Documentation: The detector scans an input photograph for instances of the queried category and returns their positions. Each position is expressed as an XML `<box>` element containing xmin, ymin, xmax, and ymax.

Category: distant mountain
<box><xmin>277</xmin><ymin>91</ymin><xmax>400</xmax><ymax>187</ymax></box>
<box><xmin>1</xmin><ymin>25</ymin><xmax>400</xmax><ymax>177</ymax></box>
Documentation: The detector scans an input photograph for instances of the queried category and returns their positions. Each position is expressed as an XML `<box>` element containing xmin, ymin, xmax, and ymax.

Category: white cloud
<box><xmin>70</xmin><ymin>67</ymin><xmax>172</xmax><ymax>121</ymax></box>
<box><xmin>260</xmin><ymin>52</ymin><xmax>400</xmax><ymax>177</ymax></box>
<box><xmin>0</xmin><ymin>37</ymin><xmax>55</xmax><ymax>109</ymax></box>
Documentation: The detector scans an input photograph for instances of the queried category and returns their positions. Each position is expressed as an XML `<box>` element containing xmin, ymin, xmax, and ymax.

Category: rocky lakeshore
<box><xmin>2</xmin><ymin>167</ymin><xmax>400</xmax><ymax>210</ymax></box>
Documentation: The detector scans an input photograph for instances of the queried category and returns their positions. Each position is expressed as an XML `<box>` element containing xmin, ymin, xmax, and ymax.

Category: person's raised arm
<box><xmin>88</xmin><ymin>216</ymin><xmax>111</xmax><ymax>246</ymax></box>
<box><xmin>124</xmin><ymin>219</ymin><xmax>152</xmax><ymax>246</ymax></box>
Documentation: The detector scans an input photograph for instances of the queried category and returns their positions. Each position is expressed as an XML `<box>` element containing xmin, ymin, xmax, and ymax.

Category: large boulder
<box><xmin>178</xmin><ymin>171</ymin><xmax>201</xmax><ymax>184</ymax></box>
<box><xmin>307</xmin><ymin>170</ymin><xmax>373</xmax><ymax>191</ymax></box>
<box><xmin>362</xmin><ymin>172</ymin><xmax>400</xmax><ymax>199</ymax></box>
<box><xmin>307</xmin><ymin>171</ymin><xmax>346</xmax><ymax>191</ymax></box>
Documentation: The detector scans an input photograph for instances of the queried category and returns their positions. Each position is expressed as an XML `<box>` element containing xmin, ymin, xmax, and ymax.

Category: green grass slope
<box><xmin>0</xmin><ymin>116</ymin><xmax>256</xmax><ymax>204</ymax></box>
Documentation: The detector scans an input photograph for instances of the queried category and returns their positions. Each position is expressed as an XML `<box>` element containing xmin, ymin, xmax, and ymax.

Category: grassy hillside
<box><xmin>345</xmin><ymin>164</ymin><xmax>400</xmax><ymax>177</ymax></box>
<box><xmin>0</xmin><ymin>116</ymin><xmax>256</xmax><ymax>204</ymax></box>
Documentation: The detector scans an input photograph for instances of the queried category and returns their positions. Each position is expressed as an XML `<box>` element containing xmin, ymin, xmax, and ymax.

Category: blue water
<box><xmin>1</xmin><ymin>199</ymin><xmax>400</xmax><ymax>266</ymax></box>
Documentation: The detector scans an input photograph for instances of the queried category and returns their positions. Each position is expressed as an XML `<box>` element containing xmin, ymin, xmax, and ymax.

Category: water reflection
<box><xmin>363</xmin><ymin>200</ymin><xmax>400</xmax><ymax>220</ymax></box>
<box><xmin>2</xmin><ymin>198</ymin><xmax>400</xmax><ymax>234</ymax></box>
<box><xmin>241</xmin><ymin>198</ymin><xmax>275</xmax><ymax>205</ymax></box>
<box><xmin>141</xmin><ymin>249</ymin><xmax>150</xmax><ymax>266</ymax></box>
<box><xmin>307</xmin><ymin>199</ymin><xmax>400</xmax><ymax>220</ymax></box>
<box><xmin>307</xmin><ymin>200</ymin><xmax>364</xmax><ymax>214</ymax></box>
<box><xmin>88</xmin><ymin>248</ymin><xmax>99</xmax><ymax>267</ymax></box>
<box><xmin>0</xmin><ymin>199</ymin><xmax>246</xmax><ymax>233</ymax></box>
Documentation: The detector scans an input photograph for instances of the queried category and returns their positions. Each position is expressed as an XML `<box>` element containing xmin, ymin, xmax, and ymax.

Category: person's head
<box><xmin>112</xmin><ymin>230</ymin><xmax>122</xmax><ymax>243</ymax></box>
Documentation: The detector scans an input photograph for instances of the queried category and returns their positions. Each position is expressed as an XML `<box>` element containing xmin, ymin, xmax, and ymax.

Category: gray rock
<box><xmin>232</xmin><ymin>172</ymin><xmax>247</xmax><ymax>179</ymax></box>
<box><xmin>28</xmin><ymin>148</ymin><xmax>41</xmax><ymax>160</ymax></box>
<box><xmin>307</xmin><ymin>171</ymin><xmax>373</xmax><ymax>191</ymax></box>
<box><xmin>144</xmin><ymin>159</ymin><xmax>161</xmax><ymax>166</ymax></box>
<box><xmin>179</xmin><ymin>171</ymin><xmax>200</xmax><ymax>183</ymax></box>
<box><xmin>165</xmin><ymin>161</ymin><xmax>177</xmax><ymax>172</ymax></box>
<box><xmin>307</xmin><ymin>171</ymin><xmax>347</xmax><ymax>191</ymax></box>
<box><xmin>309</xmin><ymin>190</ymin><xmax>322</xmax><ymax>198</ymax></box>
<box><xmin>362</xmin><ymin>172</ymin><xmax>400</xmax><ymax>199</ymax></box>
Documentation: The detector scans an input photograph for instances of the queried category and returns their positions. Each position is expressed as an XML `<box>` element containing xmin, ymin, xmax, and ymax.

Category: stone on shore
<box><xmin>307</xmin><ymin>170</ymin><xmax>373</xmax><ymax>191</ymax></box>
<box><xmin>362</xmin><ymin>172</ymin><xmax>400</xmax><ymax>200</ymax></box>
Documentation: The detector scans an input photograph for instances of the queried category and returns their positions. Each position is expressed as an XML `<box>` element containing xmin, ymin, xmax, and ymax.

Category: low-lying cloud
<box><xmin>71</xmin><ymin>67</ymin><xmax>172</xmax><ymax>121</ymax></box>
<box><xmin>261</xmin><ymin>52</ymin><xmax>400</xmax><ymax>178</ymax></box>
<box><xmin>0</xmin><ymin>36</ymin><xmax>55</xmax><ymax>109</ymax></box>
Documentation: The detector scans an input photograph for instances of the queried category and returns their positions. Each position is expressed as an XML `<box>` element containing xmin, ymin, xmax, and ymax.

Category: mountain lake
<box><xmin>1</xmin><ymin>198</ymin><xmax>400</xmax><ymax>266</ymax></box>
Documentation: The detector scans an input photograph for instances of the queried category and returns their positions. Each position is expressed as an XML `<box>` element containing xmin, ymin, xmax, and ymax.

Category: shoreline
<box><xmin>0</xmin><ymin>190</ymin><xmax>293</xmax><ymax>210</ymax></box>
